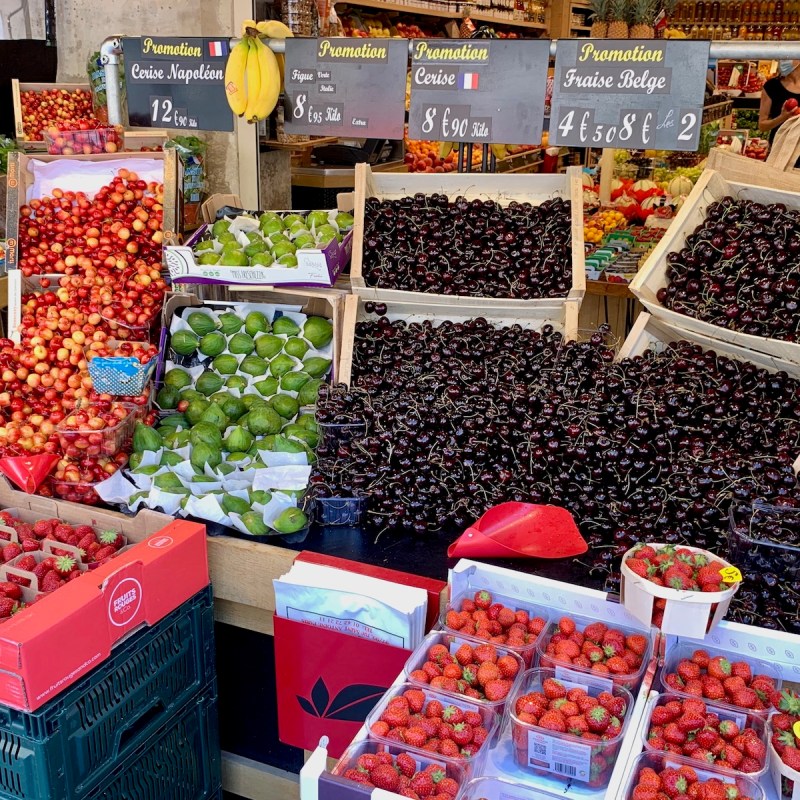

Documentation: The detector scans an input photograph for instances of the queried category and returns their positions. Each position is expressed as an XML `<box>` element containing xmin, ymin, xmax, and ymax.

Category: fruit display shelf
<box><xmin>11</xmin><ymin>81</ymin><xmax>96</xmax><ymax>151</ymax></box>
<box><xmin>629</xmin><ymin>164</ymin><xmax>800</xmax><ymax>365</ymax></box>
<box><xmin>337</xmin><ymin>293</ymin><xmax>580</xmax><ymax>385</ymax></box>
<box><xmin>349</xmin><ymin>163</ymin><xmax>585</xmax><ymax>308</ymax></box>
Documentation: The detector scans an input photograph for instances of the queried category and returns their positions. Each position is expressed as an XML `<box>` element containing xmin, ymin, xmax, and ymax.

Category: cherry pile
<box><xmin>313</xmin><ymin>315</ymin><xmax>800</xmax><ymax>633</ymax></box>
<box><xmin>658</xmin><ymin>197</ymin><xmax>800</xmax><ymax>341</ymax></box>
<box><xmin>362</xmin><ymin>194</ymin><xmax>572</xmax><ymax>298</ymax></box>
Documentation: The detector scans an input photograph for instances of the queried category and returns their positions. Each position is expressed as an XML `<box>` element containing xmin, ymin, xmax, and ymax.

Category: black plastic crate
<box><xmin>0</xmin><ymin>584</ymin><xmax>215</xmax><ymax>800</ymax></box>
<box><xmin>83</xmin><ymin>684</ymin><xmax>220</xmax><ymax>800</ymax></box>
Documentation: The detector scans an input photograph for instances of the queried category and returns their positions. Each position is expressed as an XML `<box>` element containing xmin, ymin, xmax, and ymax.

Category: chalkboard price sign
<box><xmin>123</xmin><ymin>37</ymin><xmax>234</xmax><ymax>132</ymax></box>
<box><xmin>283</xmin><ymin>38</ymin><xmax>408</xmax><ymax>138</ymax></box>
<box><xmin>550</xmin><ymin>40</ymin><xmax>709</xmax><ymax>151</ymax></box>
<box><xmin>408</xmin><ymin>40</ymin><xmax>550</xmax><ymax>145</ymax></box>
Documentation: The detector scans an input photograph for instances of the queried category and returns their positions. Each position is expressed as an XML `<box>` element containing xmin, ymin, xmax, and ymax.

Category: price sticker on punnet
<box><xmin>122</xmin><ymin>36</ymin><xmax>234</xmax><ymax>132</ymax></box>
<box><xmin>408</xmin><ymin>39</ymin><xmax>550</xmax><ymax>145</ymax></box>
<box><xmin>283</xmin><ymin>38</ymin><xmax>408</xmax><ymax>138</ymax></box>
<box><xmin>550</xmin><ymin>40</ymin><xmax>710</xmax><ymax>150</ymax></box>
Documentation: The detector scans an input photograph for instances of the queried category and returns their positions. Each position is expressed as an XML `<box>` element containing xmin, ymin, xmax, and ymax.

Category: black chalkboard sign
<box><xmin>407</xmin><ymin>39</ymin><xmax>550</xmax><ymax>145</ymax></box>
<box><xmin>550</xmin><ymin>40</ymin><xmax>709</xmax><ymax>151</ymax></box>
<box><xmin>122</xmin><ymin>37</ymin><xmax>234</xmax><ymax>132</ymax></box>
<box><xmin>283</xmin><ymin>38</ymin><xmax>408</xmax><ymax>138</ymax></box>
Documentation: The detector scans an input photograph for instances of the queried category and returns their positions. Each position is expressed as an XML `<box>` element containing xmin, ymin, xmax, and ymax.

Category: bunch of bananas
<box><xmin>224</xmin><ymin>20</ymin><xmax>294</xmax><ymax>123</ymax></box>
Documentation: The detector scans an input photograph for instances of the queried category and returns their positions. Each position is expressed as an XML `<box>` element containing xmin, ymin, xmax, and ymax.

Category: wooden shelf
<box><xmin>335</xmin><ymin>0</ymin><xmax>548</xmax><ymax>27</ymax></box>
<box><xmin>571</xmin><ymin>24</ymin><xmax>592</xmax><ymax>29</ymax></box>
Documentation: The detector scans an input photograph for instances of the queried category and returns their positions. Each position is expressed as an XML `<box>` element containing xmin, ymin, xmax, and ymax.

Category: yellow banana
<box><xmin>249</xmin><ymin>36</ymin><xmax>282</xmax><ymax>122</ymax></box>
<box><xmin>256</xmin><ymin>20</ymin><xmax>293</xmax><ymax>90</ymax></box>
<box><xmin>256</xmin><ymin>20</ymin><xmax>294</xmax><ymax>38</ymax></box>
<box><xmin>224</xmin><ymin>38</ymin><xmax>250</xmax><ymax>117</ymax></box>
<box><xmin>243</xmin><ymin>38</ymin><xmax>262</xmax><ymax>123</ymax></box>
<box><xmin>241</xmin><ymin>19</ymin><xmax>257</xmax><ymax>37</ymax></box>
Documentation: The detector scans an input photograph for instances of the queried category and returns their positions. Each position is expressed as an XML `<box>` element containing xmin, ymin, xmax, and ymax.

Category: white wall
<box><xmin>0</xmin><ymin>0</ymin><xmax>46</xmax><ymax>39</ymax></box>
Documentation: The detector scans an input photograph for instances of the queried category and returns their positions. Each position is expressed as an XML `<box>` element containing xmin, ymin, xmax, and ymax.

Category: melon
<box><xmin>668</xmin><ymin>176</ymin><xmax>693</xmax><ymax>197</ymax></box>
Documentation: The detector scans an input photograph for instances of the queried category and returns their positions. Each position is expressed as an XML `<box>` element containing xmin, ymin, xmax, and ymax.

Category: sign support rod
<box><xmin>100</xmin><ymin>36</ymin><xmax>123</xmax><ymax>126</ymax></box>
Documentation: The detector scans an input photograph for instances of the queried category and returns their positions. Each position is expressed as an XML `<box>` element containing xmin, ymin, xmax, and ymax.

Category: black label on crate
<box><xmin>550</xmin><ymin>40</ymin><xmax>709</xmax><ymax>150</ymax></box>
<box><xmin>123</xmin><ymin>37</ymin><xmax>234</xmax><ymax>132</ymax></box>
<box><xmin>408</xmin><ymin>39</ymin><xmax>550</xmax><ymax>145</ymax></box>
<box><xmin>283</xmin><ymin>38</ymin><xmax>407</xmax><ymax>138</ymax></box>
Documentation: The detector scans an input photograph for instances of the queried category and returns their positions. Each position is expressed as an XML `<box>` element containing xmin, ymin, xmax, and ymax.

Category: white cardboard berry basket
<box><xmin>620</xmin><ymin>542</ymin><xmax>740</xmax><ymax>639</ymax></box>
<box><xmin>769</xmin><ymin>739</ymin><xmax>800</xmax><ymax>800</ymax></box>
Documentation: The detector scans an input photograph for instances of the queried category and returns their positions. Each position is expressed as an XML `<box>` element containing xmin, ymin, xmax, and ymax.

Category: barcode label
<box><xmin>555</xmin><ymin>666</ymin><xmax>613</xmax><ymax>694</ymax></box>
<box><xmin>554</xmin><ymin>762</ymin><xmax>578</xmax><ymax>776</ymax></box>
<box><xmin>527</xmin><ymin>730</ymin><xmax>592</xmax><ymax>783</ymax></box>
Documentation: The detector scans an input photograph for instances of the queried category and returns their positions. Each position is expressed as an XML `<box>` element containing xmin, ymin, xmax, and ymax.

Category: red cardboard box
<box><xmin>0</xmin><ymin>519</ymin><xmax>209</xmax><ymax>711</ymax></box>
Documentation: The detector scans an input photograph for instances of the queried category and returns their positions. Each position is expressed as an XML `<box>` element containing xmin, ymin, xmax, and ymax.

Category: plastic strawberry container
<box><xmin>535</xmin><ymin>610</ymin><xmax>654</xmax><ymax>692</ymax></box>
<box><xmin>508</xmin><ymin>667</ymin><xmax>634</xmax><ymax>788</ymax></box>
<box><xmin>641</xmin><ymin>692</ymin><xmax>769</xmax><ymax>780</ymax></box>
<box><xmin>331</xmin><ymin>738</ymin><xmax>468</xmax><ymax>798</ymax></box>
<box><xmin>365</xmin><ymin>683</ymin><xmax>499</xmax><ymax>775</ymax></box>
<box><xmin>315</xmin><ymin>494</ymin><xmax>365</xmax><ymax>526</ymax></box>
<box><xmin>403</xmin><ymin>630</ymin><xmax>524</xmax><ymax>715</ymax></box>
<box><xmin>440</xmin><ymin>590</ymin><xmax>552</xmax><ymax>667</ymax></box>
<box><xmin>659</xmin><ymin>642</ymin><xmax>782</xmax><ymax>720</ymax></box>
<box><xmin>459</xmin><ymin>776</ymin><xmax>566</xmax><ymax>800</ymax></box>
<box><xmin>623</xmin><ymin>751</ymin><xmax>766</xmax><ymax>800</ymax></box>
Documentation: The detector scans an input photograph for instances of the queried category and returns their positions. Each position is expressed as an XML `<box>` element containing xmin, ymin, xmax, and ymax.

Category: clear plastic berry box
<box><xmin>55</xmin><ymin>405</ymin><xmax>136</xmax><ymax>459</ymax></box>
<box><xmin>622</xmin><ymin>751</ymin><xmax>766</xmax><ymax>800</ymax></box>
<box><xmin>331</xmin><ymin>738</ymin><xmax>468</xmax><ymax>798</ymax></box>
<box><xmin>403</xmin><ymin>630</ymin><xmax>525</xmax><ymax>715</ymax></box>
<box><xmin>440</xmin><ymin>590</ymin><xmax>552</xmax><ymax>667</ymax></box>
<box><xmin>728</xmin><ymin>501</ymin><xmax>800</xmax><ymax>581</ymax></box>
<box><xmin>364</xmin><ymin>682</ymin><xmax>499</xmax><ymax>775</ymax></box>
<box><xmin>508</xmin><ymin>667</ymin><xmax>634</xmax><ymax>789</ymax></box>
<box><xmin>535</xmin><ymin>610</ymin><xmax>654</xmax><ymax>692</ymax></box>
<box><xmin>43</xmin><ymin>125</ymin><xmax>122</xmax><ymax>155</ymax></box>
<box><xmin>50</xmin><ymin>478</ymin><xmax>104</xmax><ymax>506</ymax></box>
<box><xmin>317</xmin><ymin>419</ymin><xmax>368</xmax><ymax>449</ymax></box>
<box><xmin>641</xmin><ymin>692</ymin><xmax>769</xmax><ymax>780</ymax></box>
<box><xmin>459</xmin><ymin>776</ymin><xmax>567</xmax><ymax>800</ymax></box>
<box><xmin>315</xmin><ymin>494</ymin><xmax>365</xmax><ymax>527</ymax></box>
<box><xmin>659</xmin><ymin>641</ymin><xmax>782</xmax><ymax>720</ymax></box>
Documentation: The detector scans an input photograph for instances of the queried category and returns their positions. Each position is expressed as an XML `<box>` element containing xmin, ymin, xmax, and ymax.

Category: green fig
<box><xmin>156</xmin><ymin>385</ymin><xmax>179</xmax><ymax>410</ymax></box>
<box><xmin>240</xmin><ymin>355</ymin><xmax>269</xmax><ymax>377</ymax></box>
<box><xmin>280</xmin><ymin>371</ymin><xmax>311</xmax><ymax>392</ymax></box>
<box><xmin>303</xmin><ymin>316</ymin><xmax>333</xmax><ymax>348</ymax></box>
<box><xmin>305</xmin><ymin>210</ymin><xmax>328</xmax><ymax>228</ymax></box>
<box><xmin>224</xmin><ymin>426</ymin><xmax>254</xmax><ymax>453</ymax></box>
<box><xmin>218</xmin><ymin>312</ymin><xmax>244</xmax><ymax>335</ymax></box>
<box><xmin>190</xmin><ymin>422</ymin><xmax>223</xmax><ymax>447</ymax></box>
<box><xmin>211</xmin><ymin>219</ymin><xmax>231</xmax><ymax>237</ymax></box>
<box><xmin>261</xmin><ymin>218</ymin><xmax>285</xmax><ymax>236</ymax></box>
<box><xmin>195</xmin><ymin>371</ymin><xmax>224</xmax><ymax>397</ymax></box>
<box><xmin>278</xmin><ymin>254</ymin><xmax>298</xmax><ymax>268</ymax></box>
<box><xmin>296</xmin><ymin>414</ymin><xmax>318</xmax><ymax>432</ymax></box>
<box><xmin>249</xmin><ymin>489</ymin><xmax>272</xmax><ymax>505</ymax></box>
<box><xmin>245</xmin><ymin>311</ymin><xmax>270</xmax><ymax>337</ymax></box>
<box><xmin>154</xmin><ymin>473</ymin><xmax>185</xmax><ymax>491</ymax></box>
<box><xmin>190</xmin><ymin>442</ymin><xmax>221</xmax><ymax>471</ymax></box>
<box><xmin>226</xmin><ymin>375</ymin><xmax>248</xmax><ymax>391</ymax></box>
<box><xmin>255</xmin><ymin>334</ymin><xmax>284</xmax><ymax>360</ymax></box>
<box><xmin>272</xmin><ymin>316</ymin><xmax>300</xmax><ymax>337</ymax></box>
<box><xmin>254</xmin><ymin>377</ymin><xmax>279</xmax><ymax>397</ymax></box>
<box><xmin>272</xmin><ymin>507</ymin><xmax>308</xmax><ymax>534</ymax></box>
<box><xmin>284</xmin><ymin>337</ymin><xmax>309</xmax><ymax>359</ymax></box>
<box><xmin>241</xmin><ymin>511</ymin><xmax>269</xmax><ymax>536</ymax></box>
<box><xmin>219</xmin><ymin>250</ymin><xmax>249</xmax><ymax>267</ymax></box>
<box><xmin>218</xmin><ymin>394</ymin><xmax>247</xmax><ymax>421</ymax></box>
<box><xmin>160</xmin><ymin>451</ymin><xmax>184</xmax><ymax>466</ymax></box>
<box><xmin>133</xmin><ymin>423</ymin><xmax>162</xmax><ymax>453</ymax></box>
<box><xmin>164</xmin><ymin>367</ymin><xmax>193</xmax><ymax>389</ymax></box>
<box><xmin>273</xmin><ymin>435</ymin><xmax>305</xmax><ymax>453</ymax></box>
<box><xmin>228</xmin><ymin>333</ymin><xmax>255</xmax><ymax>355</ymax></box>
<box><xmin>269</xmin><ymin>354</ymin><xmax>295</xmax><ymax>378</ymax></box>
<box><xmin>250</xmin><ymin>252</ymin><xmax>273</xmax><ymax>267</ymax></box>
<box><xmin>184</xmin><ymin>398</ymin><xmax>211</xmax><ymax>426</ymax></box>
<box><xmin>335</xmin><ymin>212</ymin><xmax>355</xmax><ymax>230</ymax></box>
<box><xmin>216</xmin><ymin>231</ymin><xmax>236</xmax><ymax>245</ymax></box>
<box><xmin>186</xmin><ymin>311</ymin><xmax>218</xmax><ymax>336</ymax></box>
<box><xmin>271</xmin><ymin>240</ymin><xmax>296</xmax><ymax>259</ymax></box>
<box><xmin>128</xmin><ymin>452</ymin><xmax>143</xmax><ymax>470</ymax></box>
<box><xmin>199</xmin><ymin>331</ymin><xmax>227</xmax><ymax>358</ymax></box>
<box><xmin>221</xmin><ymin>494</ymin><xmax>251</xmax><ymax>516</ymax></box>
<box><xmin>271</xmin><ymin>394</ymin><xmax>300</xmax><ymax>420</ymax></box>
<box><xmin>246</xmin><ymin>406</ymin><xmax>283</xmax><ymax>436</ymax></box>
<box><xmin>283</xmin><ymin>213</ymin><xmax>304</xmax><ymax>227</ymax></box>
<box><xmin>198</xmin><ymin>252</ymin><xmax>221</xmax><ymax>265</ymax></box>
<box><xmin>194</xmin><ymin>238</ymin><xmax>216</xmax><ymax>253</ymax></box>
<box><xmin>303</xmin><ymin>356</ymin><xmax>332</xmax><ymax>378</ymax></box>
<box><xmin>199</xmin><ymin>403</ymin><xmax>229</xmax><ymax>431</ymax></box>
<box><xmin>171</xmin><ymin>330</ymin><xmax>199</xmax><ymax>357</ymax></box>
<box><xmin>297</xmin><ymin>378</ymin><xmax>323</xmax><ymax>406</ymax></box>
<box><xmin>212</xmin><ymin>354</ymin><xmax>239</xmax><ymax>375</ymax></box>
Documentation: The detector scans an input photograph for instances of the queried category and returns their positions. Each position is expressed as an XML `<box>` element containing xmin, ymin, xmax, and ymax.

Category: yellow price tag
<box><xmin>794</xmin><ymin>721</ymin><xmax>800</xmax><ymax>739</ymax></box>
<box><xmin>719</xmin><ymin>566</ymin><xmax>743</xmax><ymax>584</ymax></box>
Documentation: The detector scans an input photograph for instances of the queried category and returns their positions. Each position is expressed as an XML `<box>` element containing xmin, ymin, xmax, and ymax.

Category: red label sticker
<box><xmin>108</xmin><ymin>577</ymin><xmax>143</xmax><ymax>627</ymax></box>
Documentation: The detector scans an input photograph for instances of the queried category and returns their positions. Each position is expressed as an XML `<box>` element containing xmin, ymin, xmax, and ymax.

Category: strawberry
<box><xmin>731</xmin><ymin>688</ymin><xmax>758</xmax><ymax>709</ymax></box>
<box><xmin>441</xmin><ymin>705</ymin><xmax>463</xmax><ymax>725</ymax></box>
<box><xmin>0</xmin><ymin>582</ymin><xmax>22</xmax><ymax>600</ymax></box>
<box><xmin>557</xmin><ymin>616</ymin><xmax>576</xmax><ymax>636</ymax></box>
<box><xmin>32</xmin><ymin>520</ymin><xmax>53</xmax><ymax>538</ymax></box>
<box><xmin>21</xmin><ymin>539</ymin><xmax>40</xmax><ymax>553</ymax></box>
<box><xmin>660</xmin><ymin>768</ymin><xmax>687</xmax><ymax>798</ymax></box>
<box><xmin>538</xmin><ymin>711</ymin><xmax>567</xmax><ymax>732</ymax></box>
<box><xmin>597</xmin><ymin>691</ymin><xmax>626</xmax><ymax>718</ymax></box>
<box><xmin>742</xmin><ymin>736</ymin><xmax>765</xmax><ymax>763</ymax></box>
<box><xmin>425</xmin><ymin>700</ymin><xmax>443</xmax><ymax>719</ymax></box>
<box><xmin>15</xmin><ymin>554</ymin><xmax>36</xmax><ymax>572</ymax></box>
<box><xmin>706</xmin><ymin>656</ymin><xmax>731</xmax><ymax>680</ymax></box>
<box><xmin>53</xmin><ymin>555</ymin><xmax>77</xmax><ymax>577</ymax></box>
<box><xmin>371</xmin><ymin>764</ymin><xmax>400</xmax><ymax>792</ymax></box>
<box><xmin>625</xmin><ymin>558</ymin><xmax>653</xmax><ymax>578</ymax></box>
<box><xmin>53</xmin><ymin>524</ymin><xmax>74</xmax><ymax>542</ymax></box>
<box><xmin>436</xmin><ymin>777</ymin><xmax>459</xmax><ymax>798</ymax></box>
<box><xmin>497</xmin><ymin>655</ymin><xmax>519</xmax><ymax>678</ymax></box>
<box><xmin>450</xmin><ymin>722</ymin><xmax>473</xmax><ymax>746</ymax></box>
<box><xmin>342</xmin><ymin>767</ymin><xmax>371</xmax><ymax>784</ymax></box>
<box><xmin>0</xmin><ymin>598</ymin><xmax>18</xmax><ymax>617</ymax></box>
<box><xmin>484</xmin><ymin>679</ymin><xmax>511</xmax><ymax>702</ymax></box>
<box><xmin>781</xmin><ymin>746</ymin><xmax>800</xmax><ymax>771</ymax></box>
<box><xmin>631</xmin><ymin>787</ymin><xmax>659</xmax><ymax>800</ymax></box>
<box><xmin>586</xmin><ymin>705</ymin><xmax>610</xmax><ymax>733</ymax></box>
<box><xmin>403</xmin><ymin>727</ymin><xmax>428</xmax><ymax>749</ymax></box>
<box><xmin>428</xmin><ymin>644</ymin><xmax>451</xmax><ymax>665</ymax></box>
<box><xmin>473</xmin><ymin>590</ymin><xmax>492</xmax><ymax>610</ymax></box>
<box><xmin>438</xmin><ymin>739</ymin><xmax>459</xmax><ymax>758</ymax></box>
<box><xmin>40</xmin><ymin>571</ymin><xmax>63</xmax><ymax>593</ymax></box>
<box><xmin>663</xmin><ymin>722</ymin><xmax>686</xmax><ymax>745</ymax></box>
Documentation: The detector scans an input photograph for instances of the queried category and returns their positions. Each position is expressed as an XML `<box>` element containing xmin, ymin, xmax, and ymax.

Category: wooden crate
<box><xmin>338</xmin><ymin>292</ymin><xmax>580</xmax><ymax>386</ymax></box>
<box><xmin>350</xmin><ymin>163</ymin><xmax>585</xmax><ymax>308</ymax></box>
<box><xmin>11</xmin><ymin>80</ymin><xmax>94</xmax><ymax>150</ymax></box>
<box><xmin>163</xmin><ymin>286</ymin><xmax>345</xmax><ymax>384</ymax></box>
<box><xmin>629</xmin><ymin>166</ymin><xmax>800</xmax><ymax>365</ymax></box>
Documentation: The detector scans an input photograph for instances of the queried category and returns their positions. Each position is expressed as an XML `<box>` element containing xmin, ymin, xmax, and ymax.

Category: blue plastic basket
<box><xmin>0</xmin><ymin>585</ymin><xmax>215</xmax><ymax>800</ymax></box>
<box><xmin>87</xmin><ymin>354</ymin><xmax>157</xmax><ymax>396</ymax></box>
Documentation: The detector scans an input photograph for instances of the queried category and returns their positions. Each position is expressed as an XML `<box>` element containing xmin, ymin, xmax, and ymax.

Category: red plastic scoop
<box><xmin>448</xmin><ymin>502</ymin><xmax>588</xmax><ymax>560</ymax></box>
<box><xmin>0</xmin><ymin>455</ymin><xmax>59</xmax><ymax>493</ymax></box>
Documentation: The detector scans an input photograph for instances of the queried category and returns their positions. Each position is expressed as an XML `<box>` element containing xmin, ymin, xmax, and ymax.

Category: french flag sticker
<box><xmin>459</xmin><ymin>72</ymin><xmax>480</xmax><ymax>90</ymax></box>
<box><xmin>208</xmin><ymin>40</ymin><xmax>228</xmax><ymax>57</ymax></box>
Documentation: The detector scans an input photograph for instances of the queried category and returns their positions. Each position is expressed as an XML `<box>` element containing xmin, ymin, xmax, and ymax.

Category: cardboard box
<box><xmin>11</xmin><ymin>81</ymin><xmax>93</xmax><ymax>151</ymax></box>
<box><xmin>0</xmin><ymin>476</ymin><xmax>171</xmax><ymax>545</ymax></box>
<box><xmin>160</xmin><ymin>288</ymin><xmax>345</xmax><ymax>383</ymax></box>
<box><xmin>0</xmin><ymin>518</ymin><xmax>208</xmax><ymax>711</ymax></box>
<box><xmin>350</xmin><ymin>163</ymin><xmax>586</xmax><ymax>307</ymax></box>
<box><xmin>163</xmin><ymin>195</ymin><xmax>354</xmax><ymax>289</ymax></box>
<box><xmin>4</xmin><ymin>149</ymin><xmax>180</xmax><ymax>272</ymax></box>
